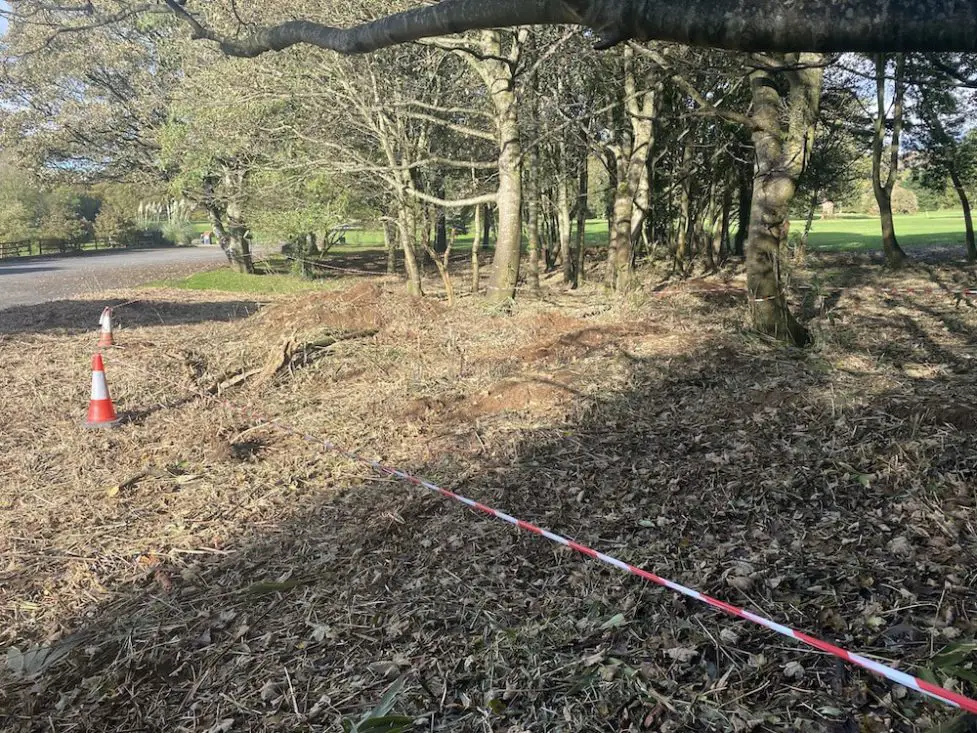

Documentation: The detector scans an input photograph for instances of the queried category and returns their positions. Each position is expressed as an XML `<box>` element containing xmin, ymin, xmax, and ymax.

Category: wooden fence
<box><xmin>0</xmin><ymin>231</ymin><xmax>166</xmax><ymax>261</ymax></box>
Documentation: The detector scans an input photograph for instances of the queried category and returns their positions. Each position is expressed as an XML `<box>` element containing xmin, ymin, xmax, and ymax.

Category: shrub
<box><xmin>95</xmin><ymin>201</ymin><xmax>138</xmax><ymax>246</ymax></box>
<box><xmin>891</xmin><ymin>185</ymin><xmax>919</xmax><ymax>215</ymax></box>
<box><xmin>858</xmin><ymin>184</ymin><xmax>919</xmax><ymax>216</ymax></box>
<box><xmin>160</xmin><ymin>219</ymin><xmax>196</xmax><ymax>246</ymax></box>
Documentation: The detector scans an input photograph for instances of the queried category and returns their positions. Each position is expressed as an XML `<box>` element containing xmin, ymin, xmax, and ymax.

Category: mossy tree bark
<box><xmin>745</xmin><ymin>53</ymin><xmax>823</xmax><ymax>346</ymax></box>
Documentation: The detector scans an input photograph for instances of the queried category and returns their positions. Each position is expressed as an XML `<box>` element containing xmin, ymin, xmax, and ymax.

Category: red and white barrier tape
<box><xmin>876</xmin><ymin>286</ymin><xmax>977</xmax><ymax>298</ymax></box>
<box><xmin>222</xmin><ymin>400</ymin><xmax>977</xmax><ymax>716</ymax></box>
<box><xmin>651</xmin><ymin>284</ymin><xmax>977</xmax><ymax>299</ymax></box>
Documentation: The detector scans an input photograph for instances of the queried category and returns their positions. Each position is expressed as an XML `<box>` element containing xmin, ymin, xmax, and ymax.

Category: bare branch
<box><xmin>629</xmin><ymin>44</ymin><xmax>760</xmax><ymax>131</ymax></box>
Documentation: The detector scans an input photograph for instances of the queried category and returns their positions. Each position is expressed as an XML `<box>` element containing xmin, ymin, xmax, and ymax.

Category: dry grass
<box><xmin>1</xmin><ymin>255</ymin><xmax>976</xmax><ymax>733</ymax></box>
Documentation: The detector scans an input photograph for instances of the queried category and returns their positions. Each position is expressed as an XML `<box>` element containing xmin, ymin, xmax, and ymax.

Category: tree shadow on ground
<box><xmin>0</xmin><ymin>245</ymin><xmax>181</xmax><ymax>268</ymax></box>
<box><xmin>0</xmin><ymin>298</ymin><xmax>265</xmax><ymax>336</ymax></box>
<box><xmin>0</xmin><ymin>266</ymin><xmax>63</xmax><ymax>277</ymax></box>
<box><xmin>300</xmin><ymin>248</ymin><xmax>491</xmax><ymax>283</ymax></box>
<box><xmin>1</xmin><ymin>297</ymin><xmax>976</xmax><ymax>733</ymax></box>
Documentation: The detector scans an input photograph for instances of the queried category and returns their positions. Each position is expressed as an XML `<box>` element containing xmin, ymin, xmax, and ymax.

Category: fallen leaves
<box><xmin>2</xmin><ymin>261</ymin><xmax>977</xmax><ymax>733</ymax></box>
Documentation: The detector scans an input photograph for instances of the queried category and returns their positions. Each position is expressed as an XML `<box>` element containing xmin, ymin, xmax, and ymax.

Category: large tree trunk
<box><xmin>383</xmin><ymin>219</ymin><xmax>397</xmax><ymax>274</ymax></box>
<box><xmin>225</xmin><ymin>200</ymin><xmax>254</xmax><ymax>274</ymax></box>
<box><xmin>606</xmin><ymin>146</ymin><xmax>629</xmax><ymax>290</ymax></box>
<box><xmin>471</xmin><ymin>203</ymin><xmax>483</xmax><ymax>293</ymax></box>
<box><xmin>574</xmin><ymin>155</ymin><xmax>588</xmax><ymax>287</ymax></box>
<box><xmin>949</xmin><ymin>168</ymin><xmax>977</xmax><ymax>263</ymax></box>
<box><xmin>525</xmin><ymin>153</ymin><xmax>542</xmax><ymax>295</ymax></box>
<box><xmin>474</xmin><ymin>30</ymin><xmax>524</xmax><ymax>305</ymax></box>
<box><xmin>190</xmin><ymin>1</ymin><xmax>977</xmax><ymax>60</ymax></box>
<box><xmin>872</xmin><ymin>53</ymin><xmax>908</xmax><ymax>268</ymax></box>
<box><xmin>745</xmin><ymin>55</ymin><xmax>823</xmax><ymax>347</ymax></box>
<box><xmin>876</xmin><ymin>194</ymin><xmax>903</xmax><ymax>265</ymax></box>
<box><xmin>397</xmin><ymin>202</ymin><xmax>424</xmax><ymax>296</ymax></box>
<box><xmin>606</xmin><ymin>47</ymin><xmax>656</xmax><ymax>292</ymax></box>
<box><xmin>557</xmin><ymin>167</ymin><xmax>574</xmax><ymax>284</ymax></box>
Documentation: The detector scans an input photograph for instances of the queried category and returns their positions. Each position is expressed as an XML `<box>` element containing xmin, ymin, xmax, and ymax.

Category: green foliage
<box><xmin>248</xmin><ymin>171</ymin><xmax>365</xmax><ymax>243</ymax></box>
<box><xmin>341</xmin><ymin>676</ymin><xmax>413</xmax><ymax>733</ymax></box>
<box><xmin>160</xmin><ymin>219</ymin><xmax>196</xmax><ymax>246</ymax></box>
<box><xmin>793</xmin><ymin>84</ymin><xmax>866</xmax><ymax>213</ymax></box>
<box><xmin>37</xmin><ymin>187</ymin><xmax>90</xmax><ymax>241</ymax></box>
<box><xmin>0</xmin><ymin>157</ymin><xmax>42</xmax><ymax>241</ymax></box>
<box><xmin>857</xmin><ymin>183</ymin><xmax>919</xmax><ymax>215</ymax></box>
<box><xmin>904</xmin><ymin>172</ymin><xmax>959</xmax><ymax>212</ymax></box>
<box><xmin>0</xmin><ymin>158</ymin><xmax>97</xmax><ymax>243</ymax></box>
<box><xmin>892</xmin><ymin>185</ymin><xmax>920</xmax><ymax>215</ymax></box>
<box><xmin>95</xmin><ymin>200</ymin><xmax>138</xmax><ymax>246</ymax></box>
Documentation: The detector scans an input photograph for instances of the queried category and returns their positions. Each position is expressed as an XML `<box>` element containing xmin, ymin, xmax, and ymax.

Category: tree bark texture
<box><xmin>171</xmin><ymin>0</ymin><xmax>977</xmax><ymax>59</ymax></box>
<box><xmin>574</xmin><ymin>155</ymin><xmax>588</xmax><ymax>287</ymax></box>
<box><xmin>468</xmin><ymin>30</ymin><xmax>524</xmax><ymax>305</ymax></box>
<box><xmin>383</xmin><ymin>219</ymin><xmax>397</xmax><ymax>274</ymax></box>
<box><xmin>557</xmin><ymin>155</ymin><xmax>574</xmax><ymax>284</ymax></box>
<box><xmin>606</xmin><ymin>45</ymin><xmax>656</xmax><ymax>292</ymax></box>
<box><xmin>471</xmin><ymin>203</ymin><xmax>483</xmax><ymax>293</ymax></box>
<box><xmin>949</xmin><ymin>169</ymin><xmax>977</xmax><ymax>263</ymax></box>
<box><xmin>745</xmin><ymin>53</ymin><xmax>823</xmax><ymax>347</ymax></box>
<box><xmin>525</xmin><ymin>151</ymin><xmax>542</xmax><ymax>295</ymax></box>
<box><xmin>733</xmin><ymin>176</ymin><xmax>750</xmax><ymax>257</ymax></box>
<box><xmin>397</xmin><ymin>202</ymin><xmax>424</xmax><ymax>296</ymax></box>
<box><xmin>872</xmin><ymin>53</ymin><xmax>908</xmax><ymax>268</ymax></box>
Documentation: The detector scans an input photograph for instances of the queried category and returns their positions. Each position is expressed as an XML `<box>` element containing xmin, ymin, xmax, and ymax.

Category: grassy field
<box><xmin>281</xmin><ymin>211</ymin><xmax>973</xmax><ymax>257</ymax></box>
<box><xmin>150</xmin><ymin>257</ymin><xmax>350</xmax><ymax>294</ymax></box>
<box><xmin>796</xmin><ymin>211</ymin><xmax>972</xmax><ymax>252</ymax></box>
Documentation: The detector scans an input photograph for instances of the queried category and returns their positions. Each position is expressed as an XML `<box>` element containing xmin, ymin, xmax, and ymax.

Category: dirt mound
<box><xmin>516</xmin><ymin>322</ymin><xmax>659</xmax><ymax>365</ymax></box>
<box><xmin>461</xmin><ymin>372</ymin><xmax>578</xmax><ymax>419</ymax></box>
<box><xmin>257</xmin><ymin>282</ymin><xmax>386</xmax><ymax>336</ymax></box>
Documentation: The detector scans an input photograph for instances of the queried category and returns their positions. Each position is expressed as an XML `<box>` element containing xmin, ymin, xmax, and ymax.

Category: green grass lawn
<box><xmin>583</xmin><ymin>211</ymin><xmax>971</xmax><ymax>253</ymax></box>
<box><xmin>150</xmin><ymin>267</ymin><xmax>342</xmax><ymax>295</ymax></box>
<box><xmin>796</xmin><ymin>211</ymin><xmax>971</xmax><ymax>252</ymax></box>
<box><xmin>155</xmin><ymin>211</ymin><xmax>973</xmax><ymax>296</ymax></box>
<box><xmin>267</xmin><ymin>211</ymin><xmax>973</xmax><ymax>261</ymax></box>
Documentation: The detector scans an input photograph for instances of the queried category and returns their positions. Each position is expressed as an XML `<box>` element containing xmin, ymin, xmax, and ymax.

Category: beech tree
<box><xmin>908</xmin><ymin>56</ymin><xmax>977</xmax><ymax>263</ymax></box>
<box><xmin>136</xmin><ymin>0</ymin><xmax>977</xmax><ymax>343</ymax></box>
<box><xmin>871</xmin><ymin>53</ymin><xmax>910</xmax><ymax>268</ymax></box>
<box><xmin>5</xmin><ymin>0</ymin><xmax>977</xmax><ymax>344</ymax></box>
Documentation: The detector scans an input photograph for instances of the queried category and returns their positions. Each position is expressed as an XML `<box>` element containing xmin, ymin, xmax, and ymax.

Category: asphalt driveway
<box><xmin>0</xmin><ymin>247</ymin><xmax>226</xmax><ymax>311</ymax></box>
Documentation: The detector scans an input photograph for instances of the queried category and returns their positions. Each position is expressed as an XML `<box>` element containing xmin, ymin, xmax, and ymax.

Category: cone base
<box><xmin>84</xmin><ymin>417</ymin><xmax>120</xmax><ymax>429</ymax></box>
<box><xmin>97</xmin><ymin>337</ymin><xmax>114</xmax><ymax>347</ymax></box>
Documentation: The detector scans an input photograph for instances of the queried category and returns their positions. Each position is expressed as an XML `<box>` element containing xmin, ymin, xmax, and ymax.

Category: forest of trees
<box><xmin>1</xmin><ymin>1</ymin><xmax>976</xmax><ymax>346</ymax></box>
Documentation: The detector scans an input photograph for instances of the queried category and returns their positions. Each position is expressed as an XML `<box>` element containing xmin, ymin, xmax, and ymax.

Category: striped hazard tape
<box><xmin>651</xmin><ymin>284</ymin><xmax>977</xmax><ymax>299</ymax></box>
<box><xmin>223</xmin><ymin>401</ymin><xmax>977</xmax><ymax>716</ymax></box>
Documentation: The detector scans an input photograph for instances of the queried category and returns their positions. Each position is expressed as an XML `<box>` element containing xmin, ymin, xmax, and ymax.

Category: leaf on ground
<box><xmin>719</xmin><ymin>628</ymin><xmax>741</xmax><ymax>645</ymax></box>
<box><xmin>599</xmin><ymin>613</ymin><xmax>627</xmax><ymax>630</ymax></box>
<box><xmin>665</xmin><ymin>647</ymin><xmax>698</xmax><ymax>663</ymax></box>
<box><xmin>783</xmin><ymin>661</ymin><xmax>805</xmax><ymax>680</ymax></box>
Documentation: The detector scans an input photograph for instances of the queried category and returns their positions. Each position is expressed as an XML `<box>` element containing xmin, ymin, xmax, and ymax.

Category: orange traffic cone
<box><xmin>85</xmin><ymin>353</ymin><xmax>119</xmax><ymax>428</ymax></box>
<box><xmin>97</xmin><ymin>307</ymin><xmax>114</xmax><ymax>347</ymax></box>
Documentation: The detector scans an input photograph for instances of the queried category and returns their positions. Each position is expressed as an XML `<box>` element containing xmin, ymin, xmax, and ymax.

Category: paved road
<box><xmin>0</xmin><ymin>247</ymin><xmax>227</xmax><ymax>311</ymax></box>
